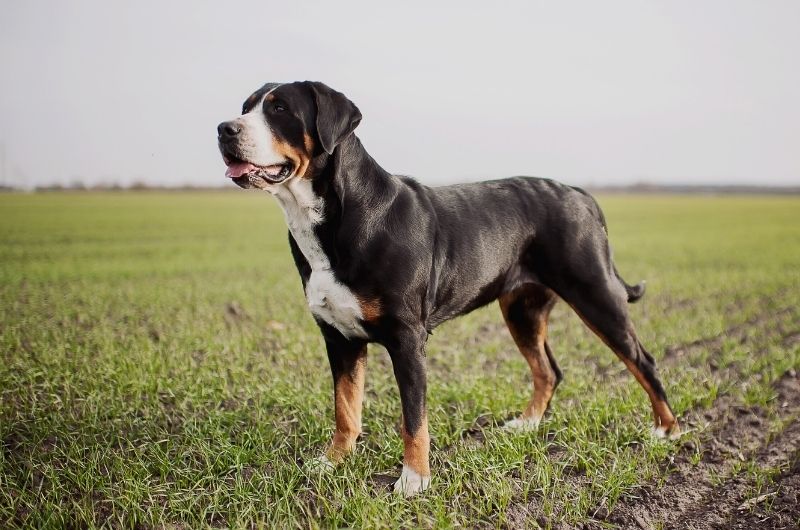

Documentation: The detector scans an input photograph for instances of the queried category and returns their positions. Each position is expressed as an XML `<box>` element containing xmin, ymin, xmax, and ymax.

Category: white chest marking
<box><xmin>271</xmin><ymin>178</ymin><xmax>368</xmax><ymax>339</ymax></box>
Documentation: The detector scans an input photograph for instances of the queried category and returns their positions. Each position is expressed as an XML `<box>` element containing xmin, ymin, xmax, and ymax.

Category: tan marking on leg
<box><xmin>565</xmin><ymin>301</ymin><xmax>679</xmax><ymax>435</ymax></box>
<box><xmin>619</xmin><ymin>357</ymin><xmax>679</xmax><ymax>435</ymax></box>
<box><xmin>326</xmin><ymin>352</ymin><xmax>366</xmax><ymax>463</ymax></box>
<box><xmin>499</xmin><ymin>291</ymin><xmax>558</xmax><ymax>423</ymax></box>
<box><xmin>401</xmin><ymin>412</ymin><xmax>430</xmax><ymax>477</ymax></box>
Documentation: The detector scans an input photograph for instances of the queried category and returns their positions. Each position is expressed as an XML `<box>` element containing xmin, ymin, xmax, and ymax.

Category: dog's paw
<box><xmin>393</xmin><ymin>465</ymin><xmax>431</xmax><ymax>497</ymax></box>
<box><xmin>305</xmin><ymin>454</ymin><xmax>336</xmax><ymax>472</ymax></box>
<box><xmin>651</xmin><ymin>423</ymin><xmax>681</xmax><ymax>441</ymax></box>
<box><xmin>502</xmin><ymin>416</ymin><xmax>541</xmax><ymax>432</ymax></box>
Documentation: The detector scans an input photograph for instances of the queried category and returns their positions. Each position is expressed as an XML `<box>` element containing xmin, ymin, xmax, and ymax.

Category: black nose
<box><xmin>217</xmin><ymin>121</ymin><xmax>241</xmax><ymax>139</ymax></box>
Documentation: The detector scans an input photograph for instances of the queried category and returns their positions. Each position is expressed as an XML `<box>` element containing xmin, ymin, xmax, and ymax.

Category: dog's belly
<box><xmin>305</xmin><ymin>270</ymin><xmax>368</xmax><ymax>339</ymax></box>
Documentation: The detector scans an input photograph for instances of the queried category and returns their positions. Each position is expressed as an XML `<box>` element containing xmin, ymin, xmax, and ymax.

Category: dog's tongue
<box><xmin>225</xmin><ymin>161</ymin><xmax>257</xmax><ymax>179</ymax></box>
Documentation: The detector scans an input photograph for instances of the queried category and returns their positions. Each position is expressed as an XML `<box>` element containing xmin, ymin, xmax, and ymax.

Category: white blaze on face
<box><xmin>232</xmin><ymin>85</ymin><xmax>286</xmax><ymax>168</ymax></box>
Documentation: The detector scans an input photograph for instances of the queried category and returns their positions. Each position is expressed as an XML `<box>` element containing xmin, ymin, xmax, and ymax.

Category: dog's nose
<box><xmin>217</xmin><ymin>121</ymin><xmax>241</xmax><ymax>139</ymax></box>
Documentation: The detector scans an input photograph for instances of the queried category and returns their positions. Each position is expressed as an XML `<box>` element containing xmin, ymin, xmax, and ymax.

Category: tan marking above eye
<box><xmin>244</xmin><ymin>94</ymin><xmax>260</xmax><ymax>111</ymax></box>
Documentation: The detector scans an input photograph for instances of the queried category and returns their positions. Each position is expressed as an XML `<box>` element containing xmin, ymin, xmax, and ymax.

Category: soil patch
<box><xmin>605</xmin><ymin>371</ymin><xmax>800</xmax><ymax>530</ymax></box>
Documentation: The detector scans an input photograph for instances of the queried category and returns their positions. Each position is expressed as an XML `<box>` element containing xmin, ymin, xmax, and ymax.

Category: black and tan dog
<box><xmin>217</xmin><ymin>81</ymin><xmax>680</xmax><ymax>496</ymax></box>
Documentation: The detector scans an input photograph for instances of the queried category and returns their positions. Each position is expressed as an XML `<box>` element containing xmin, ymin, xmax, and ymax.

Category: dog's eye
<box><xmin>274</xmin><ymin>104</ymin><xmax>286</xmax><ymax>113</ymax></box>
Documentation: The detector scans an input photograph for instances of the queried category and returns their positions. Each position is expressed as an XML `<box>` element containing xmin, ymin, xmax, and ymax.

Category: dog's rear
<box><xmin>472</xmin><ymin>178</ymin><xmax>675</xmax><ymax>437</ymax></box>
<box><xmin>405</xmin><ymin>175</ymin><xmax>679</xmax><ymax>438</ymax></box>
<box><xmin>571</xmin><ymin>185</ymin><xmax>647</xmax><ymax>303</ymax></box>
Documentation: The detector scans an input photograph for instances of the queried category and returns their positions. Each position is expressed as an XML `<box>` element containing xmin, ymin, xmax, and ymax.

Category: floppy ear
<box><xmin>305</xmin><ymin>81</ymin><xmax>362</xmax><ymax>155</ymax></box>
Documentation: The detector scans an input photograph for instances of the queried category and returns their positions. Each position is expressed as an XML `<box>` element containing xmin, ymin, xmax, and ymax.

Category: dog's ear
<box><xmin>305</xmin><ymin>81</ymin><xmax>362</xmax><ymax>155</ymax></box>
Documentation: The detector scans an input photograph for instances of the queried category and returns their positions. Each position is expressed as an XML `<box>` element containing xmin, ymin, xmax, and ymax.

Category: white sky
<box><xmin>1</xmin><ymin>1</ymin><xmax>798</xmax><ymax>188</ymax></box>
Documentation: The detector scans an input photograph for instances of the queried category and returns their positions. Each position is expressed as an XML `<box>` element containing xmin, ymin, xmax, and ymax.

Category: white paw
<box><xmin>651</xmin><ymin>424</ymin><xmax>681</xmax><ymax>441</ymax></box>
<box><xmin>393</xmin><ymin>465</ymin><xmax>431</xmax><ymax>497</ymax></box>
<box><xmin>305</xmin><ymin>454</ymin><xmax>335</xmax><ymax>472</ymax></box>
<box><xmin>503</xmin><ymin>416</ymin><xmax>541</xmax><ymax>432</ymax></box>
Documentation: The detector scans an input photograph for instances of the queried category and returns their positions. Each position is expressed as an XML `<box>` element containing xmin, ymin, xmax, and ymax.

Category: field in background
<box><xmin>1</xmin><ymin>191</ymin><xmax>799</xmax><ymax>528</ymax></box>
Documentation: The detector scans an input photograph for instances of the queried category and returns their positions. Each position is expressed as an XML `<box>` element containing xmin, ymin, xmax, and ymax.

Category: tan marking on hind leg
<box><xmin>618</xmin><ymin>357</ymin><xmax>679</xmax><ymax>439</ymax></box>
<box><xmin>499</xmin><ymin>290</ymin><xmax>558</xmax><ymax>431</ymax></box>
<box><xmin>565</xmin><ymin>301</ymin><xmax>680</xmax><ymax>439</ymax></box>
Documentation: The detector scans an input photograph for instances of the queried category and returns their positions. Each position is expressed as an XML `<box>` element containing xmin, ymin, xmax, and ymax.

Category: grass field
<box><xmin>1</xmin><ymin>191</ymin><xmax>799</xmax><ymax>529</ymax></box>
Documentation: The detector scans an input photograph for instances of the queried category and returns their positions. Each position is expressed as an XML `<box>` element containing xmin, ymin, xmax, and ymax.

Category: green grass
<box><xmin>1</xmin><ymin>191</ymin><xmax>799</xmax><ymax>528</ymax></box>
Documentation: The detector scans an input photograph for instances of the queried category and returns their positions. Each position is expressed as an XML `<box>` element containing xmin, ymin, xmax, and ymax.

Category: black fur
<box><xmin>219</xmin><ymin>81</ymin><xmax>678</xmax><ymax>480</ymax></box>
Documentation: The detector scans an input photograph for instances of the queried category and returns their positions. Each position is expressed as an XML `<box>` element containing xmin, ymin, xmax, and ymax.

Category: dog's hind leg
<box><xmin>558</xmin><ymin>278</ymin><xmax>680</xmax><ymax>439</ymax></box>
<box><xmin>499</xmin><ymin>284</ymin><xmax>562</xmax><ymax>431</ymax></box>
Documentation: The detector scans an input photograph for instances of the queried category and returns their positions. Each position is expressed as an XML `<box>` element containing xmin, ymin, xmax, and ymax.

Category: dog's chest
<box><xmin>273</xmin><ymin>180</ymin><xmax>368</xmax><ymax>339</ymax></box>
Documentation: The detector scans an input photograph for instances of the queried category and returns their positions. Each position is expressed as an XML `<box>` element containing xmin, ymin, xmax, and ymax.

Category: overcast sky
<box><xmin>1</xmin><ymin>1</ymin><xmax>798</xmax><ymax>188</ymax></box>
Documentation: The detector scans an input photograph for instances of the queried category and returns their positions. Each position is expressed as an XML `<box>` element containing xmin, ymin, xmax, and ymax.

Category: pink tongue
<box><xmin>225</xmin><ymin>161</ymin><xmax>257</xmax><ymax>179</ymax></box>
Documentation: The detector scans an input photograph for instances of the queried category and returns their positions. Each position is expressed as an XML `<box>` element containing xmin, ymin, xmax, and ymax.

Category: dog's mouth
<box><xmin>223</xmin><ymin>155</ymin><xmax>293</xmax><ymax>187</ymax></box>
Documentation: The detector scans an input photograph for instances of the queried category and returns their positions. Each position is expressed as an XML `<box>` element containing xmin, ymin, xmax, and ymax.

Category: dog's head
<box><xmin>217</xmin><ymin>81</ymin><xmax>361</xmax><ymax>189</ymax></box>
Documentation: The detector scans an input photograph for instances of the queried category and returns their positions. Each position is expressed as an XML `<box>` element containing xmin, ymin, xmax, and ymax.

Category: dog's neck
<box><xmin>267</xmin><ymin>134</ymin><xmax>387</xmax><ymax>338</ymax></box>
<box><xmin>316</xmin><ymin>134</ymin><xmax>398</xmax><ymax>212</ymax></box>
<box><xmin>271</xmin><ymin>134</ymin><xmax>398</xmax><ymax>273</ymax></box>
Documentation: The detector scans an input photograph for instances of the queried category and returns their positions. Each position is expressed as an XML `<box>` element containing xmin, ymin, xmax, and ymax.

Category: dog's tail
<box><xmin>616</xmin><ymin>267</ymin><xmax>646</xmax><ymax>303</ymax></box>
<box><xmin>572</xmin><ymin>186</ymin><xmax>647</xmax><ymax>303</ymax></box>
<box><xmin>574</xmin><ymin>186</ymin><xmax>647</xmax><ymax>304</ymax></box>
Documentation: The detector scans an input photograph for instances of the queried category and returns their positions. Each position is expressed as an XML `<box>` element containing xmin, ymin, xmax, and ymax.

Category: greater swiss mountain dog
<box><xmin>217</xmin><ymin>81</ymin><xmax>680</xmax><ymax>496</ymax></box>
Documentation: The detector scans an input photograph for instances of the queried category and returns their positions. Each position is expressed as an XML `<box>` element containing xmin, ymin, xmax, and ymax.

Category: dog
<box><xmin>217</xmin><ymin>81</ymin><xmax>680</xmax><ymax>496</ymax></box>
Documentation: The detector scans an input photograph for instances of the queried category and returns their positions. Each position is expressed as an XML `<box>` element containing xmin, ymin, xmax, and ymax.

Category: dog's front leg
<box><xmin>315</xmin><ymin>328</ymin><xmax>368</xmax><ymax>467</ymax></box>
<box><xmin>387</xmin><ymin>327</ymin><xmax>431</xmax><ymax>497</ymax></box>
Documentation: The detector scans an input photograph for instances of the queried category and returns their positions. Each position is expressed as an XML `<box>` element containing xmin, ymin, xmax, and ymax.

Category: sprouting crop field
<box><xmin>1</xmin><ymin>191</ymin><xmax>799</xmax><ymax>529</ymax></box>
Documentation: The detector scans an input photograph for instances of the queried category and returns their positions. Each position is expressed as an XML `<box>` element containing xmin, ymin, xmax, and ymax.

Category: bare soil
<box><xmin>603</xmin><ymin>369</ymin><xmax>800</xmax><ymax>529</ymax></box>
<box><xmin>583</xmin><ymin>303</ymin><xmax>800</xmax><ymax>529</ymax></box>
